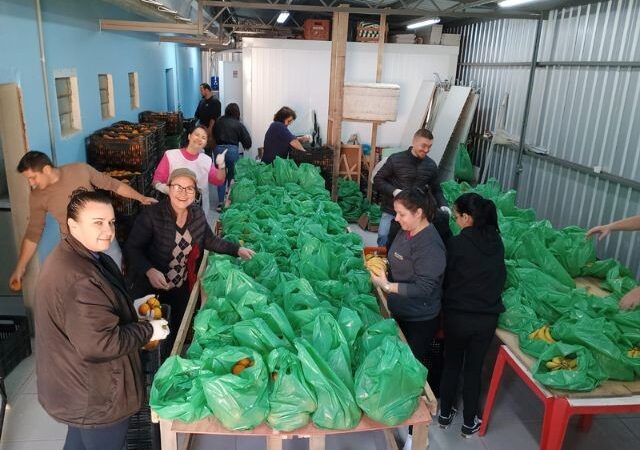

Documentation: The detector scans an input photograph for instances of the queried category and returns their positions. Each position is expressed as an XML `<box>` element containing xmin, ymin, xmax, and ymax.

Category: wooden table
<box><xmin>481</xmin><ymin>277</ymin><xmax>640</xmax><ymax>450</ymax></box>
<box><xmin>154</xmin><ymin>244</ymin><xmax>437</xmax><ymax>450</ymax></box>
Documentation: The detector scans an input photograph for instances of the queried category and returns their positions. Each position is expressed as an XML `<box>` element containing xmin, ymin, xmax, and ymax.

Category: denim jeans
<box><xmin>376</xmin><ymin>212</ymin><xmax>396</xmax><ymax>247</ymax></box>
<box><xmin>63</xmin><ymin>417</ymin><xmax>129</xmax><ymax>450</ymax></box>
<box><xmin>213</xmin><ymin>144</ymin><xmax>240</xmax><ymax>204</ymax></box>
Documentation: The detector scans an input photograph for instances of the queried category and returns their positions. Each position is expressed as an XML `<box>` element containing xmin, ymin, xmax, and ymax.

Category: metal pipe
<box><xmin>458</xmin><ymin>60</ymin><xmax>640</xmax><ymax>68</ymax></box>
<box><xmin>35</xmin><ymin>0</ymin><xmax>57</xmax><ymax>165</ymax></box>
<box><xmin>497</xmin><ymin>143</ymin><xmax>640</xmax><ymax>192</ymax></box>
<box><xmin>513</xmin><ymin>15</ymin><xmax>543</xmax><ymax>195</ymax></box>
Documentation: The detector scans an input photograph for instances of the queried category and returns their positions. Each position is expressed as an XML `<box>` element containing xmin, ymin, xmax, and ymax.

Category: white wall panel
<box><xmin>241</xmin><ymin>38</ymin><xmax>458</xmax><ymax>158</ymax></box>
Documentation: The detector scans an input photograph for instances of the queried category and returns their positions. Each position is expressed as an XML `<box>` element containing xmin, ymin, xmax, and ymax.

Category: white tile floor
<box><xmin>2</xmin><ymin>223</ymin><xmax>639</xmax><ymax>450</ymax></box>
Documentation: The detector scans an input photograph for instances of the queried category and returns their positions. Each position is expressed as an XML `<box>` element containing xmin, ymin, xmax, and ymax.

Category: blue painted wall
<box><xmin>0</xmin><ymin>0</ymin><xmax>202</xmax><ymax>260</ymax></box>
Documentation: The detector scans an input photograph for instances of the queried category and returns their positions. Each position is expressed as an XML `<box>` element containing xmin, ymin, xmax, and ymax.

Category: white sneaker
<box><xmin>402</xmin><ymin>434</ymin><xmax>413</xmax><ymax>450</ymax></box>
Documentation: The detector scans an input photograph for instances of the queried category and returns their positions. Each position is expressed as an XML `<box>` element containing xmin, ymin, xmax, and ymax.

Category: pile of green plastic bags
<box><xmin>337</xmin><ymin>179</ymin><xmax>382</xmax><ymax>225</ymax></box>
<box><xmin>442</xmin><ymin>179</ymin><xmax>640</xmax><ymax>391</ymax></box>
<box><xmin>150</xmin><ymin>157</ymin><xmax>428</xmax><ymax>430</ymax></box>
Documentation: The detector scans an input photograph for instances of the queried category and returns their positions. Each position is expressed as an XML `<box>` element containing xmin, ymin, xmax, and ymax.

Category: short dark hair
<box><xmin>225</xmin><ymin>103</ymin><xmax>241</xmax><ymax>120</ymax></box>
<box><xmin>454</xmin><ymin>193</ymin><xmax>500</xmax><ymax>232</ymax></box>
<box><xmin>394</xmin><ymin>187</ymin><xmax>437</xmax><ymax>222</ymax></box>
<box><xmin>188</xmin><ymin>124</ymin><xmax>209</xmax><ymax>135</ymax></box>
<box><xmin>413</xmin><ymin>129</ymin><xmax>434</xmax><ymax>140</ymax></box>
<box><xmin>17</xmin><ymin>151</ymin><xmax>54</xmax><ymax>173</ymax></box>
<box><xmin>274</xmin><ymin>106</ymin><xmax>296</xmax><ymax>123</ymax></box>
<box><xmin>200</xmin><ymin>83</ymin><xmax>212</xmax><ymax>91</ymax></box>
<box><xmin>67</xmin><ymin>189</ymin><xmax>113</xmax><ymax>221</ymax></box>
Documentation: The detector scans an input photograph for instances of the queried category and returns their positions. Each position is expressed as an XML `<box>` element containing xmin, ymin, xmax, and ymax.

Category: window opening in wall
<box><xmin>55</xmin><ymin>76</ymin><xmax>82</xmax><ymax>137</ymax></box>
<box><xmin>98</xmin><ymin>74</ymin><xmax>115</xmax><ymax>119</ymax></box>
<box><xmin>128</xmin><ymin>72</ymin><xmax>139</xmax><ymax>109</ymax></box>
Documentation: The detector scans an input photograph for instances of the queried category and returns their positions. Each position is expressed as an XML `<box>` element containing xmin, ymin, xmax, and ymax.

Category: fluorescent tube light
<box><xmin>499</xmin><ymin>0</ymin><xmax>538</xmax><ymax>7</ymax></box>
<box><xmin>276</xmin><ymin>11</ymin><xmax>290</xmax><ymax>24</ymax></box>
<box><xmin>406</xmin><ymin>18</ymin><xmax>440</xmax><ymax>30</ymax></box>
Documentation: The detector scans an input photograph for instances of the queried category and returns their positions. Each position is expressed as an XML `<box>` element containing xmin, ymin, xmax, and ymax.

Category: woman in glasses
<box><xmin>152</xmin><ymin>125</ymin><xmax>227</xmax><ymax>222</ymax></box>
<box><xmin>125</xmin><ymin>168</ymin><xmax>255</xmax><ymax>335</ymax></box>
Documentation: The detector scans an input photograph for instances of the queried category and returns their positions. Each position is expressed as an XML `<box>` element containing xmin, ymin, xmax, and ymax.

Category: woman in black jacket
<box><xmin>438</xmin><ymin>193</ymin><xmax>506</xmax><ymax>437</ymax></box>
<box><xmin>125</xmin><ymin>168</ymin><xmax>254</xmax><ymax>335</ymax></box>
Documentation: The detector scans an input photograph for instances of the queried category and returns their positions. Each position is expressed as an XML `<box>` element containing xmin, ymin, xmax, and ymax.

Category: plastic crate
<box><xmin>303</xmin><ymin>19</ymin><xmax>330</xmax><ymax>40</ymax></box>
<box><xmin>164</xmin><ymin>132</ymin><xmax>186</xmax><ymax>151</ymax></box>
<box><xmin>0</xmin><ymin>316</ymin><xmax>32</xmax><ymax>378</ymax></box>
<box><xmin>87</xmin><ymin>132</ymin><xmax>155</xmax><ymax>172</ymax></box>
<box><xmin>126</xmin><ymin>404</ymin><xmax>159</xmax><ymax>450</ymax></box>
<box><xmin>139</xmin><ymin>111</ymin><xmax>184</xmax><ymax>135</ymax></box>
<box><xmin>355</xmin><ymin>21</ymin><xmax>387</xmax><ymax>42</ymax></box>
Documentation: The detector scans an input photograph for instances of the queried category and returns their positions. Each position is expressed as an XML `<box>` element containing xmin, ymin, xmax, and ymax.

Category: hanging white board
<box><xmin>438</xmin><ymin>92</ymin><xmax>479</xmax><ymax>181</ymax></box>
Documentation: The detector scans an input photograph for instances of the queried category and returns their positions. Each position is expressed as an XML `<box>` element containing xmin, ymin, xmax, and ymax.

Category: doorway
<box><xmin>0</xmin><ymin>84</ymin><xmax>38</xmax><ymax>316</ymax></box>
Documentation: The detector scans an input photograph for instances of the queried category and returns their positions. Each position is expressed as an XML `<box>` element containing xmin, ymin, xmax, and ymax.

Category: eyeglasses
<box><xmin>169</xmin><ymin>184</ymin><xmax>197</xmax><ymax>195</ymax></box>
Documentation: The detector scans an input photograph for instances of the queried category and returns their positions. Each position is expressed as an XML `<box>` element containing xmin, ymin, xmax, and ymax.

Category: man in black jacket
<box><xmin>373</xmin><ymin>129</ymin><xmax>450</xmax><ymax>246</ymax></box>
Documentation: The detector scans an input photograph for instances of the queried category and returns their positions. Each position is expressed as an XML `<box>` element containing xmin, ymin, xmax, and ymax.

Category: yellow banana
<box><xmin>567</xmin><ymin>359</ymin><xmax>577</xmax><ymax>369</ymax></box>
<box><xmin>543</xmin><ymin>327</ymin><xmax>556</xmax><ymax>344</ymax></box>
<box><xmin>545</xmin><ymin>360</ymin><xmax>561</xmax><ymax>369</ymax></box>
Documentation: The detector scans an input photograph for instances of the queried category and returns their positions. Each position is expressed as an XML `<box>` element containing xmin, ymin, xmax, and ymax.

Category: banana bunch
<box><xmin>528</xmin><ymin>324</ymin><xmax>555</xmax><ymax>343</ymax></box>
<box><xmin>545</xmin><ymin>356</ymin><xmax>577</xmax><ymax>371</ymax></box>
<box><xmin>365</xmin><ymin>256</ymin><xmax>388</xmax><ymax>276</ymax></box>
<box><xmin>627</xmin><ymin>347</ymin><xmax>640</xmax><ymax>358</ymax></box>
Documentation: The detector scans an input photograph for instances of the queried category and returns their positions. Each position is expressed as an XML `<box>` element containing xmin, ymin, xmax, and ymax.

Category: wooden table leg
<box><xmin>411</xmin><ymin>424</ymin><xmax>428</xmax><ymax>450</ymax></box>
<box><xmin>266</xmin><ymin>436</ymin><xmax>283</xmax><ymax>450</ymax></box>
<box><xmin>310</xmin><ymin>435</ymin><xmax>325</xmax><ymax>450</ymax></box>
<box><xmin>160</xmin><ymin>419</ymin><xmax>178</xmax><ymax>450</ymax></box>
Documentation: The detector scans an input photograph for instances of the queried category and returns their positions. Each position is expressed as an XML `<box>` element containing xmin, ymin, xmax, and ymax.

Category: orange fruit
<box><xmin>238</xmin><ymin>358</ymin><xmax>252</xmax><ymax>367</ymax></box>
<box><xmin>138</xmin><ymin>303</ymin><xmax>150</xmax><ymax>316</ymax></box>
<box><xmin>152</xmin><ymin>307</ymin><xmax>162</xmax><ymax>320</ymax></box>
<box><xmin>143</xmin><ymin>340</ymin><xmax>159</xmax><ymax>351</ymax></box>
<box><xmin>147</xmin><ymin>297</ymin><xmax>160</xmax><ymax>308</ymax></box>
<box><xmin>231</xmin><ymin>364</ymin><xmax>245</xmax><ymax>375</ymax></box>
<box><xmin>271</xmin><ymin>371</ymin><xmax>278</xmax><ymax>381</ymax></box>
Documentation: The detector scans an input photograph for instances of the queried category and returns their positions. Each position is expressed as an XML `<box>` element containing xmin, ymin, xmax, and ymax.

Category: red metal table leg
<box><xmin>542</xmin><ymin>397</ymin><xmax>572</xmax><ymax>450</ymax></box>
<box><xmin>577</xmin><ymin>414</ymin><xmax>593</xmax><ymax>432</ymax></box>
<box><xmin>479</xmin><ymin>346</ymin><xmax>508</xmax><ymax>436</ymax></box>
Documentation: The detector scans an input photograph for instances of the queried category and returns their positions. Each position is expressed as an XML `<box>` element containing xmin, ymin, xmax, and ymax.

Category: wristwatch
<box><xmin>383</xmin><ymin>282</ymin><xmax>391</xmax><ymax>293</ymax></box>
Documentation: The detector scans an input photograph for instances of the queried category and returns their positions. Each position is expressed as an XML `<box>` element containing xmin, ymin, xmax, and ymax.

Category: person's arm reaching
<box><xmin>9</xmin><ymin>239</ymin><xmax>38</xmax><ymax>290</ymax></box>
<box><xmin>289</xmin><ymin>138</ymin><xmax>306</xmax><ymax>152</ymax></box>
<box><xmin>619</xmin><ymin>286</ymin><xmax>640</xmax><ymax>310</ymax></box>
<box><xmin>115</xmin><ymin>183</ymin><xmax>157</xmax><ymax>205</ymax></box>
<box><xmin>587</xmin><ymin>215</ymin><xmax>640</xmax><ymax>240</ymax></box>
<box><xmin>373</xmin><ymin>158</ymin><xmax>399</xmax><ymax>197</ymax></box>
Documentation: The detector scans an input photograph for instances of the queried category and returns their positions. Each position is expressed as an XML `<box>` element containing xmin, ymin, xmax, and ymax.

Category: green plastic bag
<box><xmin>513</xmin><ymin>229</ymin><xmax>575</xmax><ymax>288</ymax></box>
<box><xmin>551</xmin><ymin>315</ymin><xmax>635</xmax><ymax>381</ymax></box>
<box><xmin>230</xmin><ymin>178</ymin><xmax>257</xmax><ymax>203</ymax></box>
<box><xmin>355</xmin><ymin>337</ymin><xmax>427</xmax><ymax>425</ymax></box>
<box><xmin>294</xmin><ymin>338</ymin><xmax>362</xmax><ymax>430</ymax></box>
<box><xmin>233</xmin><ymin>318</ymin><xmax>292</xmax><ymax>355</ymax></box>
<box><xmin>301</xmin><ymin>312</ymin><xmax>354</xmax><ymax>389</ymax></box>
<box><xmin>273</xmin><ymin>157</ymin><xmax>299</xmax><ymax>185</ymax></box>
<box><xmin>337</xmin><ymin>307</ymin><xmax>363</xmax><ymax>349</ymax></box>
<box><xmin>188</xmin><ymin>309</ymin><xmax>236</xmax><ymax>358</ymax></box>
<box><xmin>547</xmin><ymin>227</ymin><xmax>596</xmax><ymax>277</ymax></box>
<box><xmin>266</xmin><ymin>348</ymin><xmax>317</xmax><ymax>431</ymax></box>
<box><xmin>200</xmin><ymin>347</ymin><xmax>269</xmax><ymax>430</ymax></box>
<box><xmin>297</xmin><ymin>163</ymin><xmax>326</xmax><ymax>191</ymax></box>
<box><xmin>454</xmin><ymin>144</ymin><xmax>474</xmax><ymax>182</ymax></box>
<box><xmin>149</xmin><ymin>356</ymin><xmax>211</xmax><ymax>422</ymax></box>
<box><xmin>355</xmin><ymin>319</ymin><xmax>399</xmax><ymax>366</ymax></box>
<box><xmin>532</xmin><ymin>343</ymin><xmax>606</xmax><ymax>391</ymax></box>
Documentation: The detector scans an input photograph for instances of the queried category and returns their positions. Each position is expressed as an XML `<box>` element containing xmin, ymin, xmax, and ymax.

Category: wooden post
<box><xmin>327</xmin><ymin>9</ymin><xmax>349</xmax><ymax>201</ymax></box>
<box><xmin>367</xmin><ymin>13</ymin><xmax>387</xmax><ymax>201</ymax></box>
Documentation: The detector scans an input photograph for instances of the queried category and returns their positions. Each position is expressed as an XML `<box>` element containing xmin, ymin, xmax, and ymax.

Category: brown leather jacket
<box><xmin>35</xmin><ymin>236</ymin><xmax>153</xmax><ymax>427</ymax></box>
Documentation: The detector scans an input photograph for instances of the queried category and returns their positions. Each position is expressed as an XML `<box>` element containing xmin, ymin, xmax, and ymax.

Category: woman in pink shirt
<box><xmin>153</xmin><ymin>125</ymin><xmax>226</xmax><ymax>222</ymax></box>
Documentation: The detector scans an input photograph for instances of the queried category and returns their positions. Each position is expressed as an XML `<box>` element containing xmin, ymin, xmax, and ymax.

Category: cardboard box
<box><xmin>343</xmin><ymin>83</ymin><xmax>400</xmax><ymax>122</ymax></box>
<box><xmin>358</xmin><ymin>213</ymin><xmax>380</xmax><ymax>232</ymax></box>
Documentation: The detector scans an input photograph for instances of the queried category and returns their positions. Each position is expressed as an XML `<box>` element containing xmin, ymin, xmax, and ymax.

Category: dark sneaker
<box><xmin>437</xmin><ymin>407</ymin><xmax>457</xmax><ymax>429</ymax></box>
<box><xmin>461</xmin><ymin>416</ymin><xmax>482</xmax><ymax>438</ymax></box>
<box><xmin>216</xmin><ymin>203</ymin><xmax>223</xmax><ymax>213</ymax></box>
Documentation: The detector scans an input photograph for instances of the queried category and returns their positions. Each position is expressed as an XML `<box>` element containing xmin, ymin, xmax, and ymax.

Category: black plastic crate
<box><xmin>0</xmin><ymin>316</ymin><xmax>32</xmax><ymax>378</ymax></box>
<box><xmin>290</xmin><ymin>145</ymin><xmax>335</xmax><ymax>173</ymax></box>
<box><xmin>87</xmin><ymin>132</ymin><xmax>155</xmax><ymax>172</ymax></box>
<box><xmin>126</xmin><ymin>404</ymin><xmax>159</xmax><ymax>450</ymax></box>
<box><xmin>139</xmin><ymin>111</ymin><xmax>184</xmax><ymax>135</ymax></box>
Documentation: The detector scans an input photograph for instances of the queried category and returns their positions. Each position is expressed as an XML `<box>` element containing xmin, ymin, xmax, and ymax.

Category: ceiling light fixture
<box><xmin>498</xmin><ymin>0</ymin><xmax>538</xmax><ymax>7</ymax></box>
<box><xmin>406</xmin><ymin>17</ymin><xmax>440</xmax><ymax>30</ymax></box>
<box><xmin>276</xmin><ymin>11</ymin><xmax>290</xmax><ymax>24</ymax></box>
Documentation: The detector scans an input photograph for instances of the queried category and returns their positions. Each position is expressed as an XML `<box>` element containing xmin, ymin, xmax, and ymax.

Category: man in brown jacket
<box><xmin>8</xmin><ymin>151</ymin><xmax>156</xmax><ymax>289</ymax></box>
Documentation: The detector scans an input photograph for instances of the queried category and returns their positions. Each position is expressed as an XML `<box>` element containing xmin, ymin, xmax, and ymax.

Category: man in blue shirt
<box><xmin>262</xmin><ymin>106</ymin><xmax>308</xmax><ymax>164</ymax></box>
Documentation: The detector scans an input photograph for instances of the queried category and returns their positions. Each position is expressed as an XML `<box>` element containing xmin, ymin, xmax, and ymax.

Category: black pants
<box><xmin>397</xmin><ymin>317</ymin><xmax>439</xmax><ymax>435</ymax></box>
<box><xmin>439</xmin><ymin>311</ymin><xmax>498</xmax><ymax>426</ymax></box>
<box><xmin>396</xmin><ymin>317</ymin><xmax>439</xmax><ymax>368</ymax></box>
<box><xmin>64</xmin><ymin>417</ymin><xmax>129</xmax><ymax>450</ymax></box>
<box><xmin>157</xmin><ymin>282</ymin><xmax>191</xmax><ymax>350</ymax></box>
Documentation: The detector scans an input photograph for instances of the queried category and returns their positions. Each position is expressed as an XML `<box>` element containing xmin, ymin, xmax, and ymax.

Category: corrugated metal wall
<box><xmin>449</xmin><ymin>0</ymin><xmax>640</xmax><ymax>278</ymax></box>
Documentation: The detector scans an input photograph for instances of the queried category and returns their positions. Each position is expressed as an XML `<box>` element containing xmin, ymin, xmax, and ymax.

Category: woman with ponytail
<box><xmin>438</xmin><ymin>193</ymin><xmax>506</xmax><ymax>437</ymax></box>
